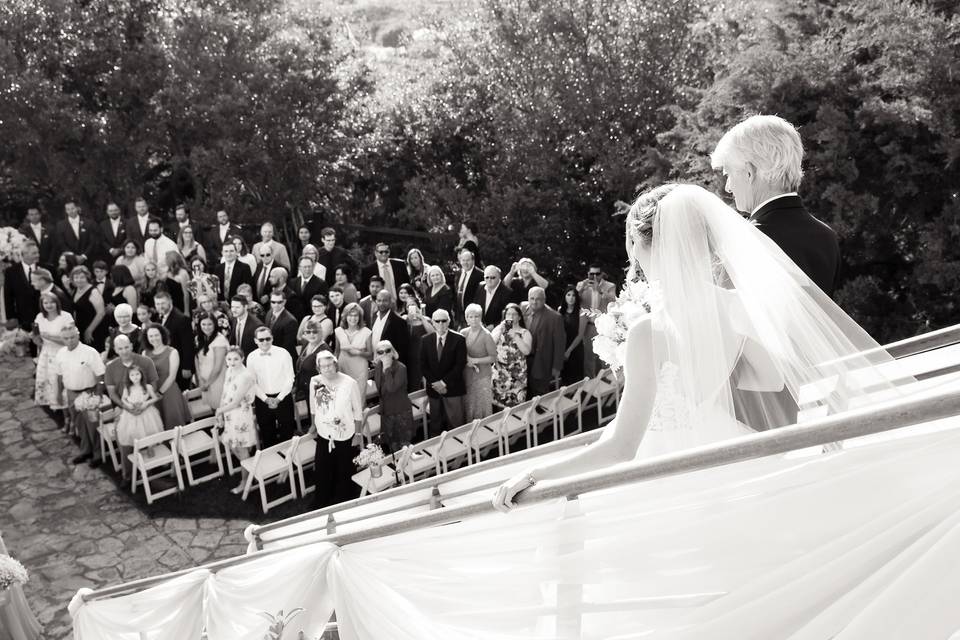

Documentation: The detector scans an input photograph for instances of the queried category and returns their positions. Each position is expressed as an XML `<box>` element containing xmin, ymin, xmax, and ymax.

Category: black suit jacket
<box><xmin>19</xmin><ymin>223</ymin><xmax>55</xmax><ymax>266</ymax></box>
<box><xmin>316</xmin><ymin>245</ymin><xmax>354</xmax><ymax>286</ymax></box>
<box><xmin>266</xmin><ymin>308</ymin><xmax>299</xmax><ymax>361</ymax></box>
<box><xmin>206</xmin><ymin>223</ymin><xmax>243</xmax><ymax>260</ymax></box>
<box><xmin>54</xmin><ymin>216</ymin><xmax>98</xmax><ymax>260</ymax></box>
<box><xmin>474</xmin><ymin>284</ymin><xmax>512</xmax><ymax>328</ymax></box>
<box><xmin>124</xmin><ymin>216</ymin><xmax>153</xmax><ymax>250</ymax></box>
<box><xmin>360</xmin><ymin>259</ymin><xmax>409</xmax><ymax>297</ymax></box>
<box><xmin>376</xmin><ymin>311</ymin><xmax>410</xmax><ymax>367</ymax></box>
<box><xmin>162</xmin><ymin>308</ymin><xmax>196</xmax><ymax>374</ymax></box>
<box><xmin>213</xmin><ymin>260</ymin><xmax>254</xmax><ymax>301</ymax></box>
<box><xmin>229</xmin><ymin>313</ymin><xmax>264</xmax><ymax>358</ymax></box>
<box><xmin>98</xmin><ymin>218</ymin><xmax>129</xmax><ymax>263</ymax></box>
<box><xmin>288</xmin><ymin>275</ymin><xmax>328</xmax><ymax>321</ymax></box>
<box><xmin>452</xmin><ymin>267</ymin><xmax>484</xmax><ymax>325</ymax></box>
<box><xmin>3</xmin><ymin>262</ymin><xmax>39</xmax><ymax>328</ymax></box>
<box><xmin>751</xmin><ymin>195</ymin><xmax>841</xmax><ymax>297</ymax></box>
<box><xmin>419</xmin><ymin>330</ymin><xmax>467</xmax><ymax>398</ymax></box>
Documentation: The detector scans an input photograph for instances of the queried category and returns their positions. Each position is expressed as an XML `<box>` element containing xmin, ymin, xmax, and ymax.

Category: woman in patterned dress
<box><xmin>334</xmin><ymin>303</ymin><xmax>372</xmax><ymax>391</ymax></box>
<box><xmin>462</xmin><ymin>303</ymin><xmax>497</xmax><ymax>421</ymax></box>
<box><xmin>491</xmin><ymin>303</ymin><xmax>532</xmax><ymax>408</ymax></box>
<box><xmin>216</xmin><ymin>346</ymin><xmax>259</xmax><ymax>493</ymax></box>
<box><xmin>34</xmin><ymin>292</ymin><xmax>72</xmax><ymax>414</ymax></box>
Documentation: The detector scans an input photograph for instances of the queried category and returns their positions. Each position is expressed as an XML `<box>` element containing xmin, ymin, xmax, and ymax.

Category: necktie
<box><xmin>225</xmin><ymin>263</ymin><xmax>233</xmax><ymax>294</ymax></box>
<box><xmin>27</xmin><ymin>264</ymin><xmax>33</xmax><ymax>280</ymax></box>
<box><xmin>458</xmin><ymin>272</ymin><xmax>467</xmax><ymax>308</ymax></box>
<box><xmin>380</xmin><ymin>262</ymin><xmax>395</xmax><ymax>297</ymax></box>
<box><xmin>437</xmin><ymin>334</ymin><xmax>444</xmax><ymax>358</ymax></box>
<box><xmin>259</xmin><ymin>266</ymin><xmax>269</xmax><ymax>297</ymax></box>
<box><xmin>236</xmin><ymin>318</ymin><xmax>243</xmax><ymax>345</ymax></box>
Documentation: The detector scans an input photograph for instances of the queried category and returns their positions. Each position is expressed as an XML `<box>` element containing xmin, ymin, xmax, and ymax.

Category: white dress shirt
<box><xmin>246</xmin><ymin>346</ymin><xmax>294</xmax><ymax>401</ymax></box>
<box><xmin>484</xmin><ymin>285</ymin><xmax>499</xmax><ymax>312</ymax></box>
<box><xmin>309</xmin><ymin>372</ymin><xmax>363</xmax><ymax>445</ymax></box>
<box><xmin>29</xmin><ymin>222</ymin><xmax>42</xmax><ymax>242</ymax></box>
<box><xmin>110</xmin><ymin>218</ymin><xmax>121</xmax><ymax>236</ymax></box>
<box><xmin>137</xmin><ymin>214</ymin><xmax>150</xmax><ymax>236</ymax></box>
<box><xmin>67</xmin><ymin>216</ymin><xmax>81</xmax><ymax>239</ymax></box>
<box><xmin>55</xmin><ymin>343</ymin><xmax>105</xmax><ymax>390</ymax></box>
<box><xmin>371</xmin><ymin>311</ymin><xmax>389</xmax><ymax>347</ymax></box>
<box><xmin>378</xmin><ymin>260</ymin><xmax>396</xmax><ymax>298</ymax></box>
<box><xmin>144</xmin><ymin>235</ymin><xmax>178</xmax><ymax>265</ymax></box>
<box><xmin>219</xmin><ymin>223</ymin><xmax>231</xmax><ymax>242</ymax></box>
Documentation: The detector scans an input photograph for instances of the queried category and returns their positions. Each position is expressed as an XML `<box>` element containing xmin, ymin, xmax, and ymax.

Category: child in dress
<box><xmin>115</xmin><ymin>365</ymin><xmax>165</xmax><ymax>481</ymax></box>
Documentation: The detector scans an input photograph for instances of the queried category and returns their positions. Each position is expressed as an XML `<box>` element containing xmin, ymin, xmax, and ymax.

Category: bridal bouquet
<box><xmin>588</xmin><ymin>279</ymin><xmax>661</xmax><ymax>371</ymax></box>
<box><xmin>0</xmin><ymin>553</ymin><xmax>29</xmax><ymax>591</ymax></box>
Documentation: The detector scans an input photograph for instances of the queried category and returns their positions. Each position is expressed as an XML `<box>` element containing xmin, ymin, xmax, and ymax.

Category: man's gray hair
<box><xmin>710</xmin><ymin>115</ymin><xmax>804</xmax><ymax>190</ymax></box>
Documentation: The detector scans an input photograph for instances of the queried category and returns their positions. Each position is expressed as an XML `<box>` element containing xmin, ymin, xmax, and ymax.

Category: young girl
<box><xmin>115</xmin><ymin>365</ymin><xmax>165</xmax><ymax>481</ymax></box>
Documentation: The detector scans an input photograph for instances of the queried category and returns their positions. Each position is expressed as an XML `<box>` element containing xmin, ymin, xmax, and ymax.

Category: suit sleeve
<box><xmin>178</xmin><ymin>318</ymin><xmax>196</xmax><ymax>367</ymax></box>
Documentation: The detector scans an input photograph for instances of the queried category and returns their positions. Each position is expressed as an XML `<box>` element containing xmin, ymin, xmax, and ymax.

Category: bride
<box><xmin>494</xmin><ymin>183</ymin><xmax>904</xmax><ymax>511</ymax></box>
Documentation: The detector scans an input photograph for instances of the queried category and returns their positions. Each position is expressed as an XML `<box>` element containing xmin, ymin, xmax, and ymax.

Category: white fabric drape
<box><xmin>72</xmin><ymin>424</ymin><xmax>960</xmax><ymax>640</ymax></box>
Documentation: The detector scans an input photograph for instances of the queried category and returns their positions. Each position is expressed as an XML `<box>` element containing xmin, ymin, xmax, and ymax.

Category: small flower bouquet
<box><xmin>0</xmin><ymin>226</ymin><xmax>28</xmax><ymax>264</ymax></box>
<box><xmin>354</xmin><ymin>443</ymin><xmax>387</xmax><ymax>478</ymax></box>
<box><xmin>74</xmin><ymin>391</ymin><xmax>104</xmax><ymax>422</ymax></box>
<box><xmin>0</xmin><ymin>321</ymin><xmax>32</xmax><ymax>357</ymax></box>
<box><xmin>0</xmin><ymin>553</ymin><xmax>29</xmax><ymax>605</ymax></box>
<box><xmin>585</xmin><ymin>279</ymin><xmax>661</xmax><ymax>371</ymax></box>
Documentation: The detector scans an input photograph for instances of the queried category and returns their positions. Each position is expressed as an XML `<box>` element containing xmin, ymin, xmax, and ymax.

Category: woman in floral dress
<box><xmin>491</xmin><ymin>303</ymin><xmax>532</xmax><ymax>408</ymax></box>
<box><xmin>334</xmin><ymin>303</ymin><xmax>372</xmax><ymax>391</ymax></box>
<box><xmin>216</xmin><ymin>346</ymin><xmax>259</xmax><ymax>493</ymax></box>
<box><xmin>34</xmin><ymin>292</ymin><xmax>72</xmax><ymax>414</ymax></box>
<box><xmin>462</xmin><ymin>303</ymin><xmax>497</xmax><ymax>421</ymax></box>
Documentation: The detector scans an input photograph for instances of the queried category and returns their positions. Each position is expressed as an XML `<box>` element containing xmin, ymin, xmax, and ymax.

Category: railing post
<box><xmin>555</xmin><ymin>495</ymin><xmax>584</xmax><ymax>639</ymax></box>
<box><xmin>326</xmin><ymin>514</ymin><xmax>337</xmax><ymax>535</ymax></box>
<box><xmin>429</xmin><ymin>486</ymin><xmax>442</xmax><ymax>510</ymax></box>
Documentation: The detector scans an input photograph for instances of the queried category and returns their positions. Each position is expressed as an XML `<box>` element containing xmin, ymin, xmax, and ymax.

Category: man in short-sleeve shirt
<box><xmin>55</xmin><ymin>324</ymin><xmax>106</xmax><ymax>466</ymax></box>
<box><xmin>104</xmin><ymin>334</ymin><xmax>159</xmax><ymax>407</ymax></box>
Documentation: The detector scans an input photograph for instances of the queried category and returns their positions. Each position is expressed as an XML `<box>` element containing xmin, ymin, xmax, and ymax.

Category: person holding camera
<box><xmin>576</xmin><ymin>264</ymin><xmax>616</xmax><ymax>377</ymax></box>
<box><xmin>491</xmin><ymin>303</ymin><xmax>532</xmax><ymax>408</ymax></box>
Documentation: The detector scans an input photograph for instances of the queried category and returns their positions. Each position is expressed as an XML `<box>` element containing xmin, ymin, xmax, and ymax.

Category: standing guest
<box><xmin>193</xmin><ymin>293</ymin><xmax>231</xmax><ymax>338</ymax></box>
<box><xmin>267</xmin><ymin>266</ymin><xmax>292</xmax><ymax>302</ymax></box>
<box><xmin>491</xmin><ymin>303</ymin><xmax>532</xmax><ymax>407</ymax></box>
<box><xmin>524</xmin><ymin>286</ymin><xmax>566</xmax><ymax>396</ymax></box>
<box><xmin>251</xmin><ymin>221</ymin><xmax>291</xmax><ymax>270</ymax></box>
<box><xmin>423</xmin><ymin>264</ymin><xmax>453</xmax><ymax>318</ymax></box>
<box><xmin>333</xmin><ymin>264</ymin><xmax>359</xmax><ymax>304</ymax></box>
<box><xmin>297</xmin><ymin>294</ymin><xmax>334</xmax><ymax>346</ymax></box>
<box><xmin>474</xmin><ymin>265</ymin><xmax>512</xmax><ymax>331</ymax></box>
<box><xmin>405</xmin><ymin>248</ymin><xmax>428</xmax><ymax>298</ymax></box>
<box><xmin>559</xmin><ymin>285</ymin><xmax>588</xmax><ymax>385</ymax></box>
<box><xmin>20</xmin><ymin>205</ymin><xmax>55</xmax><ymax>266</ymax></box>
<box><xmin>216</xmin><ymin>346</ymin><xmax>258</xmax><ymax>493</ymax></box>
<box><xmin>361</xmin><ymin>242</ymin><xmax>407</xmax><ymax>299</ymax></box>
<box><xmin>92</xmin><ymin>260</ymin><xmax>113</xmax><ymax>302</ymax></box>
<box><xmin>104</xmin><ymin>334</ymin><xmax>159</xmax><ymax>413</ymax></box>
<box><xmin>163</xmin><ymin>251</ymin><xmax>192</xmax><ymax>314</ymax></box>
<box><xmin>308</xmin><ymin>352</ymin><xmax>363</xmax><ymax>508</ymax></box>
<box><xmin>335</xmin><ymin>302</ymin><xmax>373</xmax><ymax>391</ymax></box>
<box><xmin>34</xmin><ymin>292</ymin><xmax>71</xmax><ymax>428</ymax></box>
<box><xmin>358</xmin><ymin>275</ymin><xmax>384</xmax><ymax>327</ymax></box>
<box><xmin>103</xmin><ymin>303</ymin><xmax>142</xmax><ymax>361</ymax></box>
<box><xmin>135</xmin><ymin>303</ymin><xmax>154</xmax><ymax>328</ymax></box>
<box><xmin>57</xmin><ymin>252</ymin><xmax>80</xmax><ymax>293</ymax></box>
<box><xmin>195</xmin><ymin>312</ymin><xmax>229</xmax><ymax>413</ymax></box>
<box><xmin>462</xmin><ymin>303</ymin><xmax>497</xmax><ymax>421</ymax></box>
<box><xmin>167</xmin><ymin>203</ymin><xmax>194</xmax><ymax>241</ymax></box>
<box><xmin>247</xmin><ymin>325</ymin><xmax>295</xmax><ymax>447</ymax></box>
<box><xmin>4</xmin><ymin>240</ymin><xmax>42</xmax><ymax>336</ymax></box>
<box><xmin>251</xmin><ymin>244</ymin><xmax>277</xmax><ymax>305</ymax></box>
<box><xmin>54</xmin><ymin>200</ymin><xmax>96</xmax><ymax>263</ymax></box>
<box><xmin>155</xmin><ymin>290</ymin><xmax>195</xmax><ymax>389</ymax></box>
<box><xmin>264</xmin><ymin>289</ymin><xmax>299</xmax><ymax>361</ymax></box>
<box><xmin>229</xmin><ymin>294</ymin><xmax>263</xmax><ymax>358</ymax></box>
<box><xmin>316</xmin><ymin>228</ymin><xmax>353</xmax><ymax>286</ymax></box>
<box><xmin>299</xmin><ymin>244</ymin><xmax>328</xmax><ymax>281</ymax></box>
<box><xmin>371</xmin><ymin>290</ymin><xmax>410</xmax><ymax>367</ymax></box>
<box><xmin>289</xmin><ymin>255</ymin><xmax>328</xmax><ymax>321</ymax></box>
<box><xmin>295</xmin><ymin>320</ymin><xmax>332</xmax><ymax>427</ymax></box>
<box><xmin>453</xmin><ymin>248</ymin><xmax>483</xmax><ymax>327</ymax></box>
<box><xmin>711</xmin><ymin>114</ymin><xmax>841</xmax><ymax>296</ymax></box>
<box><xmin>457</xmin><ymin>219</ymin><xmax>481</xmax><ymax>263</ymax></box>
<box><xmin>214</xmin><ymin>241</ymin><xmax>253</xmax><ymax>301</ymax></box>
<box><xmin>177</xmin><ymin>225</ymin><xmax>206</xmax><ymax>264</ymax></box>
<box><xmin>142</xmin><ymin>323</ymin><xmax>193</xmax><ymax>428</ymax></box>
<box><xmin>373</xmin><ymin>339</ymin><xmax>415</xmax><ymax>454</ymax></box>
<box><xmin>404</xmin><ymin>301</ymin><xmax>435</xmax><ymax>392</ymax></box>
<box><xmin>576</xmin><ymin>265</ymin><xmax>617</xmax><ymax>377</ymax></box>
<box><xmin>420</xmin><ymin>309</ymin><xmax>467</xmax><ymax>436</ymax></box>
<box><xmin>187</xmin><ymin>257</ymin><xmax>220</xmax><ymax>303</ymax></box>
<box><xmin>295</xmin><ymin>224</ymin><xmax>312</xmax><ymax>261</ymax></box>
<box><xmin>208</xmin><ymin>208</ymin><xmax>243</xmax><ymax>261</ymax></box>
<box><xmin>30</xmin><ymin>267</ymin><xmax>72</xmax><ymax>313</ymax></box>
<box><xmin>125</xmin><ymin>197</ymin><xmax>153</xmax><ymax>248</ymax></box>
<box><xmin>71</xmin><ymin>265</ymin><xmax>108</xmax><ymax>349</ymax></box>
<box><xmin>143</xmin><ymin>219</ymin><xmax>178</xmax><ymax>269</ymax></box>
<box><xmin>107</xmin><ymin>265</ymin><xmax>139</xmax><ymax>318</ymax></box>
<box><xmin>326</xmin><ymin>287</ymin><xmax>346</xmax><ymax>330</ymax></box>
<box><xmin>397</xmin><ymin>283</ymin><xmax>422</xmax><ymax>317</ymax></box>
<box><xmin>114</xmin><ymin>365</ymin><xmax>164</xmax><ymax>481</ymax></box>
<box><xmin>230</xmin><ymin>235</ymin><xmax>258</xmax><ymax>273</ymax></box>
<box><xmin>115</xmin><ymin>239</ymin><xmax>147</xmax><ymax>287</ymax></box>
<box><xmin>99</xmin><ymin>202</ymin><xmax>128</xmax><ymax>264</ymax></box>
<box><xmin>55</xmin><ymin>324</ymin><xmax>106</xmax><ymax>466</ymax></box>
<box><xmin>236</xmin><ymin>283</ymin><xmax>265</xmax><ymax>321</ymax></box>
<box><xmin>138</xmin><ymin>261</ymin><xmax>160</xmax><ymax>310</ymax></box>
<box><xmin>504</xmin><ymin>257</ymin><xmax>552</xmax><ymax>305</ymax></box>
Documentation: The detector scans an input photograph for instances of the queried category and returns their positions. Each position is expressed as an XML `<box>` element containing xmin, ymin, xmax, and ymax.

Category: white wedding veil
<box><xmin>629</xmin><ymin>183</ymin><xmax>909</xmax><ymax>431</ymax></box>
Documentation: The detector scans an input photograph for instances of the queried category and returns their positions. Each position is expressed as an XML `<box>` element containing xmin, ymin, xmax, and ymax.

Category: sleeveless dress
<box><xmin>492</xmin><ymin>329</ymin><xmax>528</xmax><ymax>407</ymax></box>
<box><xmin>335</xmin><ymin>326</ymin><xmax>372</xmax><ymax>390</ymax></box>
<box><xmin>147</xmin><ymin>347</ymin><xmax>193</xmax><ymax>428</ymax></box>
<box><xmin>463</xmin><ymin>327</ymin><xmax>497</xmax><ymax>421</ymax></box>
<box><xmin>115</xmin><ymin>386</ymin><xmax>165</xmax><ymax>447</ymax></box>
<box><xmin>220</xmin><ymin>367</ymin><xmax>258</xmax><ymax>448</ymax></box>
<box><xmin>196</xmin><ymin>333</ymin><xmax>229</xmax><ymax>411</ymax></box>
<box><xmin>34</xmin><ymin>311</ymin><xmax>73</xmax><ymax>408</ymax></box>
<box><xmin>560</xmin><ymin>310</ymin><xmax>584</xmax><ymax>385</ymax></box>
<box><xmin>73</xmin><ymin>286</ymin><xmax>109</xmax><ymax>350</ymax></box>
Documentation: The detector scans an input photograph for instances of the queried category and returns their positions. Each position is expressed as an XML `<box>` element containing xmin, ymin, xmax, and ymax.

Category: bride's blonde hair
<box><xmin>625</xmin><ymin>184</ymin><xmax>678</xmax><ymax>282</ymax></box>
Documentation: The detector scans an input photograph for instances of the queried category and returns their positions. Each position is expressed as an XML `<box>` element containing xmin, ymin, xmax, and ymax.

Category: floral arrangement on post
<box><xmin>584</xmin><ymin>279</ymin><xmax>662</xmax><ymax>371</ymax></box>
<box><xmin>0</xmin><ymin>553</ymin><xmax>29</xmax><ymax>604</ymax></box>
<box><xmin>353</xmin><ymin>443</ymin><xmax>386</xmax><ymax>478</ymax></box>
<box><xmin>0</xmin><ymin>320</ymin><xmax>32</xmax><ymax>357</ymax></box>
<box><xmin>74</xmin><ymin>391</ymin><xmax>104</xmax><ymax>422</ymax></box>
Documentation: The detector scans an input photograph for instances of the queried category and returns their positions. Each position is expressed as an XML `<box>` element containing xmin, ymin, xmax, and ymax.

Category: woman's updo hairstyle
<box><xmin>625</xmin><ymin>184</ymin><xmax>678</xmax><ymax>281</ymax></box>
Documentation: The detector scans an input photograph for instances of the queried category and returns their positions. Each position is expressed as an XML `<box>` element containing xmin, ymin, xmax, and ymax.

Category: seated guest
<box><xmin>229</xmin><ymin>294</ymin><xmax>263</xmax><ymax>358</ymax></box>
<box><xmin>335</xmin><ymin>302</ymin><xmax>373</xmax><ymax>391</ymax></box>
<box><xmin>142</xmin><ymin>323</ymin><xmax>192</xmax><ymax>428</ymax></box>
<box><xmin>308</xmin><ymin>352</ymin><xmax>363</xmax><ymax>508</ymax></box>
<box><xmin>115</xmin><ymin>239</ymin><xmax>147</xmax><ymax>288</ymax></box>
<box><xmin>264</xmin><ymin>289</ymin><xmax>299</xmax><ymax>362</ymax></box>
<box><xmin>295</xmin><ymin>319</ymin><xmax>332</xmax><ymax>426</ymax></box>
<box><xmin>55</xmin><ymin>324</ymin><xmax>106</xmax><ymax>466</ymax></box>
<box><xmin>373</xmin><ymin>339</ymin><xmax>415</xmax><ymax>455</ymax></box>
<box><xmin>524</xmin><ymin>286</ymin><xmax>566</xmax><ymax>396</ymax></box>
<box><xmin>103</xmin><ymin>303</ymin><xmax>142</xmax><ymax>361</ymax></box>
<box><xmin>423</xmin><ymin>264</ymin><xmax>453</xmax><ymax>318</ymax></box>
<box><xmin>216</xmin><ymin>346</ymin><xmax>259</xmax><ymax>493</ymax></box>
<box><xmin>504</xmin><ymin>257</ymin><xmax>552</xmax><ymax>305</ymax></box>
<box><xmin>462</xmin><ymin>303</ymin><xmax>497</xmax><ymax>421</ymax></box>
<box><xmin>247</xmin><ymin>325</ymin><xmax>295</xmax><ymax>447</ymax></box>
<box><xmin>71</xmin><ymin>265</ymin><xmax>108</xmax><ymax>350</ymax></box>
<box><xmin>34</xmin><ymin>292</ymin><xmax>72</xmax><ymax>430</ymax></box>
<box><xmin>195</xmin><ymin>312</ymin><xmax>229</xmax><ymax>413</ymax></box>
<box><xmin>491</xmin><ymin>303</ymin><xmax>532</xmax><ymax>407</ymax></box>
<box><xmin>333</xmin><ymin>264</ymin><xmax>359</xmax><ymax>304</ymax></box>
<box><xmin>297</xmin><ymin>294</ymin><xmax>334</xmax><ymax>346</ymax></box>
<box><xmin>559</xmin><ymin>285</ymin><xmax>588</xmax><ymax>385</ymax></box>
<box><xmin>474</xmin><ymin>265</ymin><xmax>511</xmax><ymax>330</ymax></box>
<box><xmin>403</xmin><ymin>301</ymin><xmax>435</xmax><ymax>392</ymax></box>
<box><xmin>420</xmin><ymin>309</ymin><xmax>467</xmax><ymax>437</ymax></box>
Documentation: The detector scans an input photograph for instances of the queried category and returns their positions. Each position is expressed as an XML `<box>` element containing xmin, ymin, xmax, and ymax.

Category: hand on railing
<box><xmin>492</xmin><ymin>470</ymin><xmax>537</xmax><ymax>513</ymax></box>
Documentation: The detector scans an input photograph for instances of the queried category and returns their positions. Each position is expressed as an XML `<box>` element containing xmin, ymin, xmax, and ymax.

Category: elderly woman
<box><xmin>103</xmin><ymin>303</ymin><xmax>142</xmax><ymax>361</ymax></box>
<box><xmin>462</xmin><ymin>303</ymin><xmax>497</xmax><ymax>421</ymax></box>
<box><xmin>373</xmin><ymin>339</ymin><xmax>415</xmax><ymax>455</ymax></box>
<box><xmin>423</xmin><ymin>264</ymin><xmax>453</xmax><ymax>317</ymax></box>
<box><xmin>710</xmin><ymin>114</ymin><xmax>840</xmax><ymax>295</ymax></box>
<box><xmin>308</xmin><ymin>352</ymin><xmax>363</xmax><ymax>508</ymax></box>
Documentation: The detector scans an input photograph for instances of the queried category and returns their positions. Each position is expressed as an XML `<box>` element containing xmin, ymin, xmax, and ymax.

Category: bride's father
<box><xmin>711</xmin><ymin>115</ymin><xmax>841</xmax><ymax>296</ymax></box>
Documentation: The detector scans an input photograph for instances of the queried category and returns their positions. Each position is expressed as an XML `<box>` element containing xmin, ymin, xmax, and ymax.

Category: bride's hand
<box><xmin>492</xmin><ymin>471</ymin><xmax>536</xmax><ymax>513</ymax></box>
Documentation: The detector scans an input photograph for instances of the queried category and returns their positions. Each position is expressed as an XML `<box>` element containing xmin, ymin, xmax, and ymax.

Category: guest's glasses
<box><xmin>376</xmin><ymin>249</ymin><xmax>390</xmax><ymax>255</ymax></box>
<box><xmin>588</xmin><ymin>272</ymin><xmax>602</xmax><ymax>278</ymax></box>
<box><xmin>375</xmin><ymin>348</ymin><xmax>392</xmax><ymax>355</ymax></box>
<box><xmin>434</xmin><ymin>319</ymin><xmax>449</xmax><ymax>324</ymax></box>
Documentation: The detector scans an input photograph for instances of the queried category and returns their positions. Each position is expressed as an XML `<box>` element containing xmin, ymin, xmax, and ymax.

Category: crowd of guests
<box><xmin>4</xmin><ymin>201</ymin><xmax>618</xmax><ymax>509</ymax></box>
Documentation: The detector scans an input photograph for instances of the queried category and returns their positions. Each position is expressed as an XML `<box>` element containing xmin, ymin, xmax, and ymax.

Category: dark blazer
<box><xmin>423</xmin><ymin>284</ymin><xmax>454</xmax><ymax>318</ymax></box>
<box><xmin>751</xmin><ymin>195</ymin><xmax>841</xmax><ymax>297</ymax></box>
<box><xmin>474</xmin><ymin>284</ymin><xmax>512</xmax><ymax>328</ymax></box>
<box><xmin>266</xmin><ymin>308</ymin><xmax>299</xmax><ymax>361</ymax></box>
<box><xmin>419</xmin><ymin>330</ymin><xmax>467</xmax><ymax>398</ymax></box>
<box><xmin>288</xmin><ymin>275</ymin><xmax>328</xmax><ymax>321</ymax></box>
<box><xmin>295</xmin><ymin>344</ymin><xmax>331</xmax><ymax>400</ymax></box>
<box><xmin>524</xmin><ymin>306</ymin><xmax>566</xmax><ymax>382</ymax></box>
<box><xmin>19</xmin><ymin>223</ymin><xmax>55</xmax><ymax>266</ymax></box>
<box><xmin>161</xmin><ymin>307</ymin><xmax>196</xmax><ymax>375</ymax></box>
<box><xmin>97</xmin><ymin>218</ymin><xmax>128</xmax><ymax>263</ymax></box>
<box><xmin>452</xmin><ymin>267</ymin><xmax>484</xmax><ymax>324</ymax></box>
<box><xmin>316</xmin><ymin>245</ymin><xmax>354</xmax><ymax>286</ymax></box>
<box><xmin>376</xmin><ymin>310</ymin><xmax>410</xmax><ymax>367</ymax></box>
<box><xmin>45</xmin><ymin>284</ymin><xmax>73</xmax><ymax>315</ymax></box>
<box><xmin>251</xmin><ymin>262</ymin><xmax>276</xmax><ymax>304</ymax></box>
<box><xmin>229</xmin><ymin>312</ymin><xmax>264</xmax><ymax>358</ymax></box>
<box><xmin>54</xmin><ymin>216</ymin><xmax>98</xmax><ymax>260</ymax></box>
<box><xmin>360</xmin><ymin>259</ymin><xmax>409</xmax><ymax>297</ymax></box>
<box><xmin>206</xmin><ymin>223</ymin><xmax>243</xmax><ymax>260</ymax></box>
<box><xmin>3</xmin><ymin>262</ymin><xmax>39</xmax><ymax>329</ymax></box>
<box><xmin>124</xmin><ymin>215</ymin><xmax>153</xmax><ymax>249</ymax></box>
<box><xmin>213</xmin><ymin>260</ymin><xmax>254</xmax><ymax>301</ymax></box>
<box><xmin>326</xmin><ymin>302</ymin><xmax>345</xmax><ymax>329</ymax></box>
<box><xmin>358</xmin><ymin>295</ymin><xmax>376</xmax><ymax>328</ymax></box>
<box><xmin>373</xmin><ymin>360</ymin><xmax>411</xmax><ymax>415</ymax></box>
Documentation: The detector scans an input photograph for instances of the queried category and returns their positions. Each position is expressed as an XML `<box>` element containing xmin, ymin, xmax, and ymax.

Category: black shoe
<box><xmin>71</xmin><ymin>453</ymin><xmax>92</xmax><ymax>464</ymax></box>
<box><xmin>88</xmin><ymin>458</ymin><xmax>102</xmax><ymax>469</ymax></box>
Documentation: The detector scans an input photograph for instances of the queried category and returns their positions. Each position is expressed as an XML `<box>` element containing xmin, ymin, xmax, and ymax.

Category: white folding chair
<box><xmin>240</xmin><ymin>439</ymin><xmax>297</xmax><ymax>514</ymax></box>
<box><xmin>97</xmin><ymin>407</ymin><xmax>121</xmax><ymax>472</ymax></box>
<box><xmin>555</xmin><ymin>378</ymin><xmax>587</xmax><ymax>438</ymax></box>
<box><xmin>584</xmin><ymin>368</ymin><xmax>620</xmax><ymax>425</ymax></box>
<box><xmin>176</xmin><ymin>418</ymin><xmax>225</xmax><ymax>486</ymax></box>
<box><xmin>129</xmin><ymin>430</ymin><xmax>184</xmax><ymax>504</ymax></box>
<box><xmin>288</xmin><ymin>433</ymin><xmax>317</xmax><ymax>497</ymax></box>
<box><xmin>465</xmin><ymin>416</ymin><xmax>503</xmax><ymax>463</ymax></box>
<box><xmin>398</xmin><ymin>434</ymin><xmax>442</xmax><ymax>483</ymax></box>
<box><xmin>433</xmin><ymin>422</ymin><xmax>474</xmax><ymax>473</ymax></box>
<box><xmin>360</xmin><ymin>405</ymin><xmax>382</xmax><ymax>445</ymax></box>
<box><xmin>294</xmin><ymin>398</ymin><xmax>310</xmax><ymax>432</ymax></box>
<box><xmin>497</xmin><ymin>398</ymin><xmax>539</xmax><ymax>452</ymax></box>
<box><xmin>182</xmin><ymin>387</ymin><xmax>212</xmax><ymax>420</ymax></box>
<box><xmin>408</xmin><ymin>390</ymin><xmax>430</xmax><ymax>441</ymax></box>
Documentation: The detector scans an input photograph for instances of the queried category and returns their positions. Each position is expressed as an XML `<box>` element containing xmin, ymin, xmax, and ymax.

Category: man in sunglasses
<box><xmin>246</xmin><ymin>325</ymin><xmax>296</xmax><ymax>446</ymax></box>
<box><xmin>420</xmin><ymin>308</ymin><xmax>467</xmax><ymax>437</ymax></box>
<box><xmin>576</xmin><ymin>265</ymin><xmax>616</xmax><ymax>377</ymax></box>
<box><xmin>361</xmin><ymin>242</ymin><xmax>408</xmax><ymax>300</ymax></box>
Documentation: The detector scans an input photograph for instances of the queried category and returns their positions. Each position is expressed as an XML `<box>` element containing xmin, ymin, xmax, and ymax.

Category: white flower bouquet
<box><xmin>0</xmin><ymin>322</ymin><xmax>32</xmax><ymax>357</ymax></box>
<box><xmin>0</xmin><ymin>554</ymin><xmax>29</xmax><ymax>592</ymax></box>
<box><xmin>586</xmin><ymin>279</ymin><xmax>661</xmax><ymax>371</ymax></box>
<box><xmin>353</xmin><ymin>443</ymin><xmax>387</xmax><ymax>477</ymax></box>
<box><xmin>74</xmin><ymin>391</ymin><xmax>104</xmax><ymax>421</ymax></box>
<box><xmin>0</xmin><ymin>226</ymin><xmax>28</xmax><ymax>263</ymax></box>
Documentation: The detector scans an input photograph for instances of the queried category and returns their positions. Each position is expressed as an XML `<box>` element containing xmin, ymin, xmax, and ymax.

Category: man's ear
<box><xmin>744</xmin><ymin>161</ymin><xmax>757</xmax><ymax>181</ymax></box>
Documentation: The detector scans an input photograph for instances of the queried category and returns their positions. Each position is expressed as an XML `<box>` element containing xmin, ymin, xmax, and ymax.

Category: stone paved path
<box><xmin>0</xmin><ymin>355</ymin><xmax>253</xmax><ymax>639</ymax></box>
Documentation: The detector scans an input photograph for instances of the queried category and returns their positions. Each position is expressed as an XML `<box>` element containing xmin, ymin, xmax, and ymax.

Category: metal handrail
<box><xmin>80</xmin><ymin>384</ymin><xmax>960</xmax><ymax>602</ymax></box>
